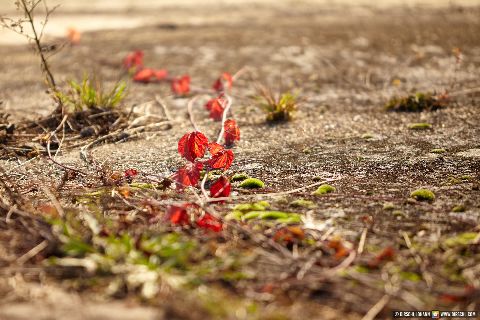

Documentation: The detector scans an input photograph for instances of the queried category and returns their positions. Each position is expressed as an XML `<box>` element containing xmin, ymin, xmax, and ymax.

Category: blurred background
<box><xmin>1</xmin><ymin>0</ymin><xmax>479</xmax><ymax>45</ymax></box>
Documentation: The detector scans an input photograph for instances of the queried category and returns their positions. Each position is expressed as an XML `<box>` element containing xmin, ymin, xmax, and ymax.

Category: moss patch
<box><xmin>410</xmin><ymin>188</ymin><xmax>435</xmax><ymax>201</ymax></box>
<box><xmin>452</xmin><ymin>205</ymin><xmax>466</xmax><ymax>213</ymax></box>
<box><xmin>239</xmin><ymin>178</ymin><xmax>265</xmax><ymax>189</ymax></box>
<box><xmin>385</xmin><ymin>92</ymin><xmax>447</xmax><ymax>112</ymax></box>
<box><xmin>443</xmin><ymin>232</ymin><xmax>478</xmax><ymax>247</ymax></box>
<box><xmin>383</xmin><ymin>202</ymin><xmax>395</xmax><ymax>210</ymax></box>
<box><xmin>408</xmin><ymin>123</ymin><xmax>432</xmax><ymax>130</ymax></box>
<box><xmin>312</xmin><ymin>184</ymin><xmax>336</xmax><ymax>195</ymax></box>
<box><xmin>231</xmin><ymin>173</ymin><xmax>249</xmax><ymax>182</ymax></box>
<box><xmin>290</xmin><ymin>199</ymin><xmax>317</xmax><ymax>209</ymax></box>
<box><xmin>430</xmin><ymin>148</ymin><xmax>446</xmax><ymax>154</ymax></box>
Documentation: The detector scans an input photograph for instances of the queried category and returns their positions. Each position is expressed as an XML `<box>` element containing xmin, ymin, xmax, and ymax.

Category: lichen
<box><xmin>408</xmin><ymin>123</ymin><xmax>432</xmax><ymax>130</ymax></box>
<box><xmin>312</xmin><ymin>184</ymin><xmax>336</xmax><ymax>195</ymax></box>
<box><xmin>452</xmin><ymin>205</ymin><xmax>466</xmax><ymax>213</ymax></box>
<box><xmin>410</xmin><ymin>188</ymin><xmax>435</xmax><ymax>201</ymax></box>
<box><xmin>239</xmin><ymin>178</ymin><xmax>265</xmax><ymax>189</ymax></box>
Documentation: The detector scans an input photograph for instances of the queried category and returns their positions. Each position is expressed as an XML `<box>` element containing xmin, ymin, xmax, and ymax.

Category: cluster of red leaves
<box><xmin>167</xmin><ymin>204</ymin><xmax>222</xmax><ymax>232</ymax></box>
<box><xmin>121</xmin><ymin>51</ymin><xmax>236</xmax><ymax>98</ymax></box>
<box><xmin>122</xmin><ymin>50</ymin><xmax>169</xmax><ymax>84</ymax></box>
<box><xmin>133</xmin><ymin>68</ymin><xmax>169</xmax><ymax>83</ymax></box>
<box><xmin>175</xmin><ymin>131</ymin><xmax>234</xmax><ymax>191</ymax></box>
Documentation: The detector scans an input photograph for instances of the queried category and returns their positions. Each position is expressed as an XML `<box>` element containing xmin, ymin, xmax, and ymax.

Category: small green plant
<box><xmin>410</xmin><ymin>188</ymin><xmax>435</xmax><ymax>201</ymax></box>
<box><xmin>430</xmin><ymin>148</ymin><xmax>446</xmax><ymax>154</ymax></box>
<box><xmin>408</xmin><ymin>122</ymin><xmax>432</xmax><ymax>130</ymax></box>
<box><xmin>385</xmin><ymin>92</ymin><xmax>448</xmax><ymax>112</ymax></box>
<box><xmin>290</xmin><ymin>199</ymin><xmax>317</xmax><ymax>209</ymax></box>
<box><xmin>312</xmin><ymin>184</ymin><xmax>336</xmax><ymax>195</ymax></box>
<box><xmin>239</xmin><ymin>178</ymin><xmax>265</xmax><ymax>189</ymax></box>
<box><xmin>256</xmin><ymin>86</ymin><xmax>299</xmax><ymax>122</ymax></box>
<box><xmin>57</xmin><ymin>75</ymin><xmax>127</xmax><ymax>112</ymax></box>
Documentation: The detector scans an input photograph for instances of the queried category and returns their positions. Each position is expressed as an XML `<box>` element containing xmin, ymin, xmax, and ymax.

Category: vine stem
<box><xmin>186</xmin><ymin>96</ymin><xmax>201</xmax><ymax>132</ymax></box>
<box><xmin>216</xmin><ymin>94</ymin><xmax>233</xmax><ymax>143</ymax></box>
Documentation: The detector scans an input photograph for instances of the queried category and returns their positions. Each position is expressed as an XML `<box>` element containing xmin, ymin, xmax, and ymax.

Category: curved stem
<box><xmin>216</xmin><ymin>94</ymin><xmax>233</xmax><ymax>143</ymax></box>
<box><xmin>187</xmin><ymin>96</ymin><xmax>201</xmax><ymax>131</ymax></box>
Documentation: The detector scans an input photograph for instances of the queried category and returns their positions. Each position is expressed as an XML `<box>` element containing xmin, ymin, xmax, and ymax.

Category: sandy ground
<box><xmin>1</xmin><ymin>0</ymin><xmax>480</xmax><ymax>319</ymax></box>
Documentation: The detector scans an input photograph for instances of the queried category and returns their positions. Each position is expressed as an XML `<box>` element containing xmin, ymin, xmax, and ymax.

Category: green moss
<box><xmin>443</xmin><ymin>232</ymin><xmax>477</xmax><ymax>247</ymax></box>
<box><xmin>385</xmin><ymin>92</ymin><xmax>447</xmax><ymax>112</ymax></box>
<box><xmin>460</xmin><ymin>175</ymin><xmax>472</xmax><ymax>180</ymax></box>
<box><xmin>231</xmin><ymin>173</ymin><xmax>249</xmax><ymax>182</ymax></box>
<box><xmin>290</xmin><ymin>199</ymin><xmax>317</xmax><ymax>209</ymax></box>
<box><xmin>233</xmin><ymin>201</ymin><xmax>270</xmax><ymax>212</ymax></box>
<box><xmin>392</xmin><ymin>210</ymin><xmax>406</xmax><ymax>218</ymax></box>
<box><xmin>452</xmin><ymin>205</ymin><xmax>466</xmax><ymax>213</ymax></box>
<box><xmin>430</xmin><ymin>148</ymin><xmax>446</xmax><ymax>154</ymax></box>
<box><xmin>130</xmin><ymin>182</ymin><xmax>156</xmax><ymax>189</ymax></box>
<box><xmin>239</xmin><ymin>178</ymin><xmax>265</xmax><ymax>189</ymax></box>
<box><xmin>410</xmin><ymin>189</ymin><xmax>435</xmax><ymax>201</ymax></box>
<box><xmin>361</xmin><ymin>133</ymin><xmax>374</xmax><ymax>139</ymax></box>
<box><xmin>256</xmin><ymin>201</ymin><xmax>271</xmax><ymax>208</ymax></box>
<box><xmin>312</xmin><ymin>184</ymin><xmax>336</xmax><ymax>195</ymax></box>
<box><xmin>399</xmin><ymin>271</ymin><xmax>422</xmax><ymax>282</ymax></box>
<box><xmin>408</xmin><ymin>122</ymin><xmax>432</xmax><ymax>130</ymax></box>
<box><xmin>225</xmin><ymin>211</ymin><xmax>243</xmax><ymax>220</ymax></box>
<box><xmin>383</xmin><ymin>202</ymin><xmax>395</xmax><ymax>210</ymax></box>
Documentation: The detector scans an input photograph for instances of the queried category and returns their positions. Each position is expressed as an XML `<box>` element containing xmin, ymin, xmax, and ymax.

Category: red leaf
<box><xmin>123</xmin><ymin>50</ymin><xmax>144</xmax><ymax>70</ymax></box>
<box><xmin>133</xmin><ymin>68</ymin><xmax>169</xmax><ymax>83</ymax></box>
<box><xmin>124</xmin><ymin>168</ymin><xmax>138</xmax><ymax>179</ymax></box>
<box><xmin>66</xmin><ymin>27</ymin><xmax>81</xmax><ymax>45</ymax></box>
<box><xmin>368</xmin><ymin>246</ymin><xmax>395</xmax><ymax>268</ymax></box>
<box><xmin>133</xmin><ymin>68</ymin><xmax>155</xmax><ymax>83</ymax></box>
<box><xmin>196</xmin><ymin>213</ymin><xmax>223</xmax><ymax>232</ymax></box>
<box><xmin>273</xmin><ymin>226</ymin><xmax>305</xmax><ymax>244</ymax></box>
<box><xmin>154</xmin><ymin>69</ymin><xmax>168</xmax><ymax>81</ymax></box>
<box><xmin>208</xmin><ymin>149</ymin><xmax>234</xmax><ymax>170</ymax></box>
<box><xmin>178</xmin><ymin>131</ymin><xmax>209</xmax><ymax>162</ymax></box>
<box><xmin>212</xmin><ymin>72</ymin><xmax>233</xmax><ymax>92</ymax></box>
<box><xmin>167</xmin><ymin>205</ymin><xmax>190</xmax><ymax>225</ymax></box>
<box><xmin>328</xmin><ymin>240</ymin><xmax>350</xmax><ymax>259</ymax></box>
<box><xmin>171</xmin><ymin>75</ymin><xmax>190</xmax><ymax>96</ymax></box>
<box><xmin>210</xmin><ymin>176</ymin><xmax>231</xmax><ymax>199</ymax></box>
<box><xmin>223</xmin><ymin>119</ymin><xmax>240</xmax><ymax>145</ymax></box>
<box><xmin>174</xmin><ymin>162</ymin><xmax>203</xmax><ymax>191</ymax></box>
<box><xmin>207</xmin><ymin>142</ymin><xmax>224</xmax><ymax>155</ymax></box>
<box><xmin>204</xmin><ymin>96</ymin><xmax>227</xmax><ymax>121</ymax></box>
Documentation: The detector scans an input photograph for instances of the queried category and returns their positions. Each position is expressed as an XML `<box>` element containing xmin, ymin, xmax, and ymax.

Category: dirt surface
<box><xmin>1</xmin><ymin>1</ymin><xmax>480</xmax><ymax>319</ymax></box>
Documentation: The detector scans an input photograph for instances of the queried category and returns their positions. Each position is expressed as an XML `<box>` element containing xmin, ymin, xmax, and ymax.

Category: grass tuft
<box><xmin>56</xmin><ymin>75</ymin><xmax>127</xmax><ymax>112</ymax></box>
